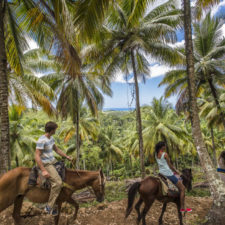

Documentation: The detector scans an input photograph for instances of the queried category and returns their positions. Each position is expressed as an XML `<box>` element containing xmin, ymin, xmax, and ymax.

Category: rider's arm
<box><xmin>164</xmin><ymin>153</ymin><xmax>179</xmax><ymax>174</ymax></box>
<box><xmin>53</xmin><ymin>144</ymin><xmax>72</xmax><ymax>161</ymax></box>
<box><xmin>35</xmin><ymin>149</ymin><xmax>50</xmax><ymax>178</ymax></box>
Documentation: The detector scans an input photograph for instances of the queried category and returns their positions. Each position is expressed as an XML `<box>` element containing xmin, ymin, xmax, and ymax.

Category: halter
<box><xmin>98</xmin><ymin>172</ymin><xmax>106</xmax><ymax>193</ymax></box>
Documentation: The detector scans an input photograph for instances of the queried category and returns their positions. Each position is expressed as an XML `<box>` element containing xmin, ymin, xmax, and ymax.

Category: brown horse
<box><xmin>0</xmin><ymin>166</ymin><xmax>105</xmax><ymax>225</ymax></box>
<box><xmin>125</xmin><ymin>169</ymin><xmax>193</xmax><ymax>225</ymax></box>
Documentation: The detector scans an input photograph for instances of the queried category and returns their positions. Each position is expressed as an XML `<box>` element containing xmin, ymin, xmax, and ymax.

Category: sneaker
<box><xmin>180</xmin><ymin>208</ymin><xmax>192</xmax><ymax>213</ymax></box>
<box><xmin>44</xmin><ymin>205</ymin><xmax>58</xmax><ymax>216</ymax></box>
<box><xmin>185</xmin><ymin>208</ymin><xmax>192</xmax><ymax>212</ymax></box>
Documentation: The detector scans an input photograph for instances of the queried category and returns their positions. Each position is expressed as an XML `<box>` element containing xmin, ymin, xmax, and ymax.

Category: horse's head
<box><xmin>91</xmin><ymin>168</ymin><xmax>105</xmax><ymax>202</ymax></box>
<box><xmin>181</xmin><ymin>168</ymin><xmax>193</xmax><ymax>192</ymax></box>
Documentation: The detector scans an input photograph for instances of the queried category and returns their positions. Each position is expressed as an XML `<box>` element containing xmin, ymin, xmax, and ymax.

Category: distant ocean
<box><xmin>103</xmin><ymin>108</ymin><xmax>135</xmax><ymax>111</ymax></box>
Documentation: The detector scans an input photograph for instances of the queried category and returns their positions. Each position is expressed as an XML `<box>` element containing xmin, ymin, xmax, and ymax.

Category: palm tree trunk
<box><xmin>131</xmin><ymin>49</ymin><xmax>145</xmax><ymax>179</ymax></box>
<box><xmin>183</xmin><ymin>0</ymin><xmax>225</xmax><ymax>222</ymax></box>
<box><xmin>207</xmin><ymin>78</ymin><xmax>225</xmax><ymax>129</ymax></box>
<box><xmin>83</xmin><ymin>157</ymin><xmax>86</xmax><ymax>170</ymax></box>
<box><xmin>210</xmin><ymin>127</ymin><xmax>217</xmax><ymax>168</ymax></box>
<box><xmin>76</xmin><ymin>110</ymin><xmax>80</xmax><ymax>169</ymax></box>
<box><xmin>0</xmin><ymin>0</ymin><xmax>10</xmax><ymax>175</ymax></box>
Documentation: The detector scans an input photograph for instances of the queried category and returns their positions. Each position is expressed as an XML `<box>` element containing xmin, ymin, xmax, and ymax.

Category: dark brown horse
<box><xmin>125</xmin><ymin>169</ymin><xmax>193</xmax><ymax>225</ymax></box>
<box><xmin>0</xmin><ymin>167</ymin><xmax>105</xmax><ymax>225</ymax></box>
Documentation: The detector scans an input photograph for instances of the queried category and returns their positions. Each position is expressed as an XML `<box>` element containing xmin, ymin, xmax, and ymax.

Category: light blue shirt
<box><xmin>155</xmin><ymin>152</ymin><xmax>174</xmax><ymax>176</ymax></box>
<box><xmin>36</xmin><ymin>135</ymin><xmax>56</xmax><ymax>164</ymax></box>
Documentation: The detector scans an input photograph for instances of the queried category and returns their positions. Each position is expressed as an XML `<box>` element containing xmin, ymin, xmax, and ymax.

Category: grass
<box><xmin>186</xmin><ymin>188</ymin><xmax>211</xmax><ymax>197</ymax></box>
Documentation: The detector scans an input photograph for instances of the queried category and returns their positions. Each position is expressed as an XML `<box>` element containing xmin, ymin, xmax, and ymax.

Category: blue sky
<box><xmin>28</xmin><ymin>0</ymin><xmax>225</xmax><ymax>109</ymax></box>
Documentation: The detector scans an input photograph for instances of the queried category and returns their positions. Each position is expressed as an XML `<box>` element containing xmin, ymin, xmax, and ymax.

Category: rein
<box><xmin>69</xmin><ymin>162</ymin><xmax>95</xmax><ymax>194</ymax></box>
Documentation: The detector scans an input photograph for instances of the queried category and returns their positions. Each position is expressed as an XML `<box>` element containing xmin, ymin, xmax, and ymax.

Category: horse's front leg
<box><xmin>158</xmin><ymin>202</ymin><xmax>167</xmax><ymax>225</ymax></box>
<box><xmin>66</xmin><ymin>196</ymin><xmax>79</xmax><ymax>221</ymax></box>
<box><xmin>13</xmin><ymin>195</ymin><xmax>24</xmax><ymax>225</ymax></box>
<box><xmin>54</xmin><ymin>201</ymin><xmax>62</xmax><ymax>225</ymax></box>
<box><xmin>135</xmin><ymin>197</ymin><xmax>143</xmax><ymax>225</ymax></box>
<box><xmin>176</xmin><ymin>201</ymin><xmax>183</xmax><ymax>225</ymax></box>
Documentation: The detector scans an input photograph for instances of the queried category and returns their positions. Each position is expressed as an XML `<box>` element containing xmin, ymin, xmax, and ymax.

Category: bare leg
<box><xmin>142</xmin><ymin>198</ymin><xmax>155</xmax><ymax>225</ymax></box>
<box><xmin>158</xmin><ymin>202</ymin><xmax>167</xmax><ymax>225</ymax></box>
<box><xmin>66</xmin><ymin>197</ymin><xmax>79</xmax><ymax>221</ymax></box>
<box><xmin>13</xmin><ymin>195</ymin><xmax>24</xmax><ymax>225</ymax></box>
<box><xmin>175</xmin><ymin>180</ymin><xmax>185</xmax><ymax>209</ymax></box>
<box><xmin>135</xmin><ymin>197</ymin><xmax>143</xmax><ymax>225</ymax></box>
<box><xmin>176</xmin><ymin>201</ymin><xmax>183</xmax><ymax>225</ymax></box>
<box><xmin>54</xmin><ymin>202</ymin><xmax>62</xmax><ymax>225</ymax></box>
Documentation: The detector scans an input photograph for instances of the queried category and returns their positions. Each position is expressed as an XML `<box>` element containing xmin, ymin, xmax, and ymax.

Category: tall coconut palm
<box><xmin>42</xmin><ymin>49</ymin><xmax>112</xmax><ymax>168</ymax></box>
<box><xmin>142</xmin><ymin>98</ymin><xmax>191</xmax><ymax>158</ymax></box>
<box><xmin>60</xmin><ymin>107</ymin><xmax>99</xmax><ymax>144</ymax></box>
<box><xmin>183</xmin><ymin>0</ymin><xmax>225</xmax><ymax>222</ymax></box>
<box><xmin>126</xmin><ymin>98</ymin><xmax>191</xmax><ymax>163</ymax></box>
<box><xmin>160</xmin><ymin>14</ymin><xmax>225</xmax><ymax>128</ymax></box>
<box><xmin>0</xmin><ymin>0</ymin><xmax>28</xmax><ymax>175</ymax></box>
<box><xmin>93</xmin><ymin>0</ymin><xmax>182</xmax><ymax>178</ymax></box>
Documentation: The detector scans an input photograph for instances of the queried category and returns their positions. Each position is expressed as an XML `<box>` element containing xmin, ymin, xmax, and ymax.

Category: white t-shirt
<box><xmin>36</xmin><ymin>135</ymin><xmax>56</xmax><ymax>164</ymax></box>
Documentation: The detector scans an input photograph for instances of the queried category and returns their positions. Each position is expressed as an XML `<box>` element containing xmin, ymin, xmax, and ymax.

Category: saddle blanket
<box><xmin>28</xmin><ymin>161</ymin><xmax>65</xmax><ymax>189</ymax></box>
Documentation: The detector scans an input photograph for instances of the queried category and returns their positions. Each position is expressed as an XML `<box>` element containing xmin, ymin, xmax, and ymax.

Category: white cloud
<box><xmin>149</xmin><ymin>63</ymin><xmax>173</xmax><ymax>78</ymax></box>
<box><xmin>26</xmin><ymin>37</ymin><xmax>38</xmax><ymax>50</ymax></box>
<box><xmin>222</xmin><ymin>24</ymin><xmax>225</xmax><ymax>37</ymax></box>
<box><xmin>168</xmin><ymin>39</ymin><xmax>185</xmax><ymax>48</ymax></box>
<box><xmin>112</xmin><ymin>71</ymin><xmax>127</xmax><ymax>83</ymax></box>
<box><xmin>111</xmin><ymin>63</ymin><xmax>173</xmax><ymax>83</ymax></box>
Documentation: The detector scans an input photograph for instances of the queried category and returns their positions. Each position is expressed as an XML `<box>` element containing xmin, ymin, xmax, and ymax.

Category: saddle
<box><xmin>28</xmin><ymin>161</ymin><xmax>65</xmax><ymax>189</ymax></box>
<box><xmin>158</xmin><ymin>173</ymin><xmax>178</xmax><ymax>197</ymax></box>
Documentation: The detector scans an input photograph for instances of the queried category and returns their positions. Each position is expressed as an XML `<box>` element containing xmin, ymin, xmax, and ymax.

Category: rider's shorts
<box><xmin>166</xmin><ymin>175</ymin><xmax>179</xmax><ymax>185</ymax></box>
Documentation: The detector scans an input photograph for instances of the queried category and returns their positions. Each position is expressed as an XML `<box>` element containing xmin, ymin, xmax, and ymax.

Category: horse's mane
<box><xmin>66</xmin><ymin>168</ymin><xmax>99</xmax><ymax>175</ymax></box>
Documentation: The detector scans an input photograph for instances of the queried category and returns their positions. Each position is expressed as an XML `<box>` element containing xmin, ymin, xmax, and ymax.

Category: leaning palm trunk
<box><xmin>210</xmin><ymin>127</ymin><xmax>217</xmax><ymax>168</ymax></box>
<box><xmin>207</xmin><ymin>78</ymin><xmax>225</xmax><ymax>129</ymax></box>
<box><xmin>183</xmin><ymin>0</ymin><xmax>225</xmax><ymax>223</ymax></box>
<box><xmin>76</xmin><ymin>107</ymin><xmax>80</xmax><ymax>169</ymax></box>
<box><xmin>0</xmin><ymin>0</ymin><xmax>10</xmax><ymax>175</ymax></box>
<box><xmin>131</xmin><ymin>49</ymin><xmax>145</xmax><ymax>178</ymax></box>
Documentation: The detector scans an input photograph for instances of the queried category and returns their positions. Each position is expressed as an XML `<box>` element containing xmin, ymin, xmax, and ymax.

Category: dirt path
<box><xmin>0</xmin><ymin>196</ymin><xmax>212</xmax><ymax>225</ymax></box>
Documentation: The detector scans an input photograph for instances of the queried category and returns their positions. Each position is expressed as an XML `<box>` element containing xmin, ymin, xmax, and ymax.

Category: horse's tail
<box><xmin>125</xmin><ymin>181</ymin><xmax>141</xmax><ymax>219</ymax></box>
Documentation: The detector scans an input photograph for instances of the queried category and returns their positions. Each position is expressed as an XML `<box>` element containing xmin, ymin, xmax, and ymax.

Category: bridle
<box><xmin>70</xmin><ymin>162</ymin><xmax>105</xmax><ymax>194</ymax></box>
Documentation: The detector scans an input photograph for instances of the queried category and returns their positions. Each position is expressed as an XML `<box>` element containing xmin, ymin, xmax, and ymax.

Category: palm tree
<box><xmin>97</xmin><ymin>128</ymin><xmax>123</xmax><ymax>177</ymax></box>
<box><xmin>58</xmin><ymin>106</ymin><xmax>100</xmax><ymax>167</ymax></box>
<box><xmin>9</xmin><ymin>105</ymin><xmax>36</xmax><ymax>168</ymax></box>
<box><xmin>93</xmin><ymin>0</ymin><xmax>182</xmax><ymax>178</ymax></box>
<box><xmin>160</xmin><ymin>14</ymin><xmax>225</xmax><ymax>128</ymax></box>
<box><xmin>142</xmin><ymin>98</ymin><xmax>191</xmax><ymax>158</ymax></box>
<box><xmin>199</xmin><ymin>91</ymin><xmax>225</xmax><ymax>167</ymax></box>
<box><xmin>9</xmin><ymin>48</ymin><xmax>55</xmax><ymax>115</ymax></box>
<box><xmin>0</xmin><ymin>0</ymin><xmax>28</xmax><ymax>175</ymax></box>
<box><xmin>195</xmin><ymin>0</ymin><xmax>219</xmax><ymax>19</ymax></box>
<box><xmin>126</xmin><ymin>98</ymin><xmax>191</xmax><ymax>165</ymax></box>
<box><xmin>17</xmin><ymin>0</ymin><xmax>81</xmax><ymax>78</ymax></box>
<box><xmin>42</xmin><ymin>50</ymin><xmax>112</xmax><ymax>168</ymax></box>
<box><xmin>183</xmin><ymin>0</ymin><xmax>225</xmax><ymax>221</ymax></box>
